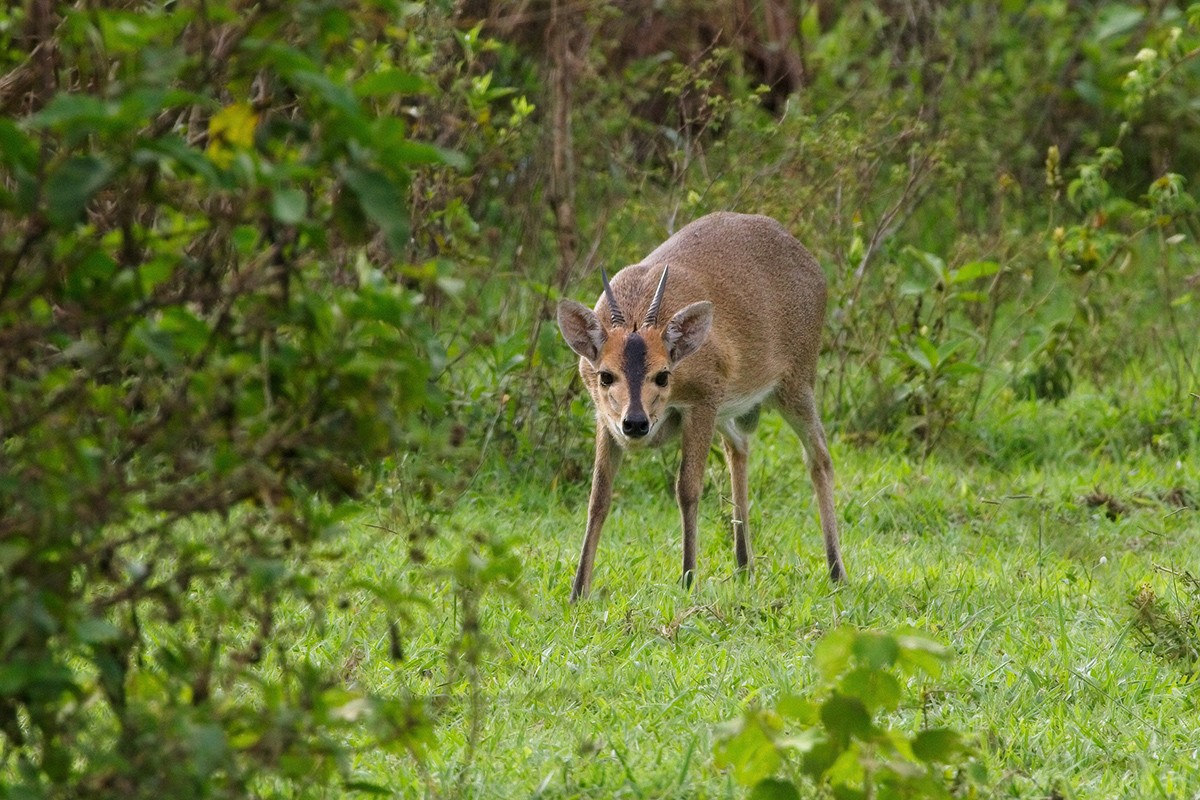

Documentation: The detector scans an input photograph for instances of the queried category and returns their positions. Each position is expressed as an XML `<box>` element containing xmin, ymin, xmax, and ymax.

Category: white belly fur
<box><xmin>716</xmin><ymin>384</ymin><xmax>776</xmax><ymax>422</ymax></box>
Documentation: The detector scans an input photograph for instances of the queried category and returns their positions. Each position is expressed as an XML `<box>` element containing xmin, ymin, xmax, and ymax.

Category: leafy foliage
<box><xmin>3</xmin><ymin>0</ymin><xmax>1200</xmax><ymax>796</ymax></box>
<box><xmin>0</xmin><ymin>1</ymin><xmax>515</xmax><ymax>796</ymax></box>
<box><xmin>1130</xmin><ymin>571</ymin><xmax>1200</xmax><ymax>673</ymax></box>
<box><xmin>714</xmin><ymin>628</ymin><xmax>982</xmax><ymax>800</ymax></box>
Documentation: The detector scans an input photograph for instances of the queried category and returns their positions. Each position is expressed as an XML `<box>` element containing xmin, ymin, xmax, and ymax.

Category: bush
<box><xmin>714</xmin><ymin>628</ymin><xmax>983</xmax><ymax>799</ymax></box>
<box><xmin>0</xmin><ymin>1</ymin><xmax>494</xmax><ymax>795</ymax></box>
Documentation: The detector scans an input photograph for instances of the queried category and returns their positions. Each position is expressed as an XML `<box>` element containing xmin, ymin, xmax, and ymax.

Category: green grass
<box><xmin>309</xmin><ymin>384</ymin><xmax>1200</xmax><ymax>798</ymax></box>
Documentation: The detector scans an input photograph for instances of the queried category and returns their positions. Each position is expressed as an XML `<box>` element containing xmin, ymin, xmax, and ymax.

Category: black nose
<box><xmin>623</xmin><ymin>416</ymin><xmax>650</xmax><ymax>438</ymax></box>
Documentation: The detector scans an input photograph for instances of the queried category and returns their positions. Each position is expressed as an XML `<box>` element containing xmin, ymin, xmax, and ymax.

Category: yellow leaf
<box><xmin>207</xmin><ymin>103</ymin><xmax>258</xmax><ymax>167</ymax></box>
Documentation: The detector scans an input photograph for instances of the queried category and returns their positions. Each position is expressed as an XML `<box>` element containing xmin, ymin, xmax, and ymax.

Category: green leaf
<box><xmin>906</xmin><ymin>345</ymin><xmax>932</xmax><ymax>372</ymax></box>
<box><xmin>340</xmin><ymin>165</ymin><xmax>410</xmax><ymax>250</ymax></box>
<box><xmin>1072</xmin><ymin>79</ymin><xmax>1102</xmax><ymax>108</ymax></box>
<box><xmin>188</xmin><ymin>723</ymin><xmax>228</xmax><ymax>777</ymax></box>
<box><xmin>158</xmin><ymin>308</ymin><xmax>210</xmax><ymax>357</ymax></box>
<box><xmin>952</xmin><ymin>260</ymin><xmax>1000</xmax><ymax>284</ymax></box>
<box><xmin>45</xmin><ymin>156</ymin><xmax>115</xmax><ymax>227</ymax></box>
<box><xmin>839</xmin><ymin>667</ymin><xmax>901</xmax><ymax>713</ymax></box>
<box><xmin>44</xmin><ymin>742</ymin><xmax>72</xmax><ymax>783</ymax></box>
<box><xmin>776</xmin><ymin>693</ymin><xmax>818</xmax><ymax>724</ymax></box>
<box><xmin>248</xmin><ymin>558</ymin><xmax>288</xmax><ymax>592</ymax></box>
<box><xmin>940</xmin><ymin>361</ymin><xmax>983</xmax><ymax>378</ymax></box>
<box><xmin>96</xmin><ymin>8</ymin><xmax>181</xmax><ymax>53</ymax></box>
<box><xmin>272</xmin><ymin>186</ymin><xmax>308</xmax><ymax>224</ymax></box>
<box><xmin>911</xmin><ymin>728</ymin><xmax>964</xmax><ymax>762</ymax></box>
<box><xmin>851</xmin><ymin>631</ymin><xmax>899</xmax><ymax>670</ymax></box>
<box><xmin>139</xmin><ymin>134</ymin><xmax>221</xmax><ymax>184</ymax></box>
<box><xmin>820</xmin><ymin>693</ymin><xmax>872</xmax><ymax>745</ymax></box>
<box><xmin>935</xmin><ymin>338</ymin><xmax>968</xmax><ymax>364</ymax></box>
<box><xmin>373</xmin><ymin>118</ymin><xmax>468</xmax><ymax>170</ymax></box>
<box><xmin>800</xmin><ymin>739</ymin><xmax>841</xmax><ymax>780</ymax></box>
<box><xmin>748</xmin><ymin>778</ymin><xmax>801</xmax><ymax>800</ymax></box>
<box><xmin>344</xmin><ymin>779</ymin><xmax>395</xmax><ymax>795</ymax></box>
<box><xmin>814</xmin><ymin>627</ymin><xmax>856</xmax><ymax>683</ymax></box>
<box><xmin>387</xmin><ymin>140</ymin><xmax>468</xmax><ymax>170</ymax></box>
<box><xmin>232</xmin><ymin>225</ymin><xmax>261</xmax><ymax>254</ymax></box>
<box><xmin>907</xmin><ymin>247</ymin><xmax>946</xmax><ymax>282</ymax></box>
<box><xmin>0</xmin><ymin>118</ymin><xmax>37</xmax><ymax>170</ymax></box>
<box><xmin>355</xmin><ymin>69</ymin><xmax>430</xmax><ymax>97</ymax></box>
<box><xmin>30</xmin><ymin>93</ymin><xmax>113</xmax><ymax>132</ymax></box>
<box><xmin>138</xmin><ymin>255</ymin><xmax>175</xmax><ymax>295</ymax></box>
<box><xmin>130</xmin><ymin>320</ymin><xmax>179</xmax><ymax>367</ymax></box>
<box><xmin>829</xmin><ymin>787</ymin><xmax>865</xmax><ymax>800</ymax></box>
<box><xmin>915</xmin><ymin>337</ymin><xmax>940</xmax><ymax>371</ymax></box>
<box><xmin>713</xmin><ymin>712</ymin><xmax>783</xmax><ymax>786</ymax></box>
<box><xmin>332</xmin><ymin>184</ymin><xmax>370</xmax><ymax>243</ymax></box>
<box><xmin>1094</xmin><ymin>5</ymin><xmax>1144</xmax><ymax>39</ymax></box>
<box><xmin>288</xmin><ymin>66</ymin><xmax>361</xmax><ymax>117</ymax></box>
<box><xmin>279</xmin><ymin>752</ymin><xmax>317</xmax><ymax>779</ymax></box>
<box><xmin>76</xmin><ymin>618</ymin><xmax>122</xmax><ymax>644</ymax></box>
<box><xmin>777</xmin><ymin>727</ymin><xmax>824</xmax><ymax>754</ymax></box>
<box><xmin>0</xmin><ymin>540</ymin><xmax>29</xmax><ymax>570</ymax></box>
<box><xmin>896</xmin><ymin>635</ymin><xmax>952</xmax><ymax>677</ymax></box>
<box><xmin>825</xmin><ymin>744</ymin><xmax>866</xmax><ymax>787</ymax></box>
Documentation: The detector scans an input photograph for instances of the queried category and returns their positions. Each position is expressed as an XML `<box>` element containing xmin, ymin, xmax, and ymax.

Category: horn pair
<box><xmin>600</xmin><ymin>266</ymin><xmax>669</xmax><ymax>329</ymax></box>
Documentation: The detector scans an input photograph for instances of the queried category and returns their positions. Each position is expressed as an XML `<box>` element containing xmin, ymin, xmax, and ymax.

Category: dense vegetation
<box><xmin>1</xmin><ymin>1</ymin><xmax>1198</xmax><ymax>797</ymax></box>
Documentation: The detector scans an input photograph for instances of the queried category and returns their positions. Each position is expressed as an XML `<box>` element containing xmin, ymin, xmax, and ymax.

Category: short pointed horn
<box><xmin>643</xmin><ymin>266</ymin><xmax>669</xmax><ymax>328</ymax></box>
<box><xmin>600</xmin><ymin>267</ymin><xmax>626</xmax><ymax>327</ymax></box>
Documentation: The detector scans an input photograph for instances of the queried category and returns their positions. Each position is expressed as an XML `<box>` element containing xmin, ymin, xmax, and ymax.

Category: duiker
<box><xmin>557</xmin><ymin>212</ymin><xmax>845</xmax><ymax>601</ymax></box>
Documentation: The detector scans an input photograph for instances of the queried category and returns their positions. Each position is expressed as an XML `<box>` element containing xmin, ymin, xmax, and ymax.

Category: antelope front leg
<box><xmin>677</xmin><ymin>405</ymin><xmax>718</xmax><ymax>589</ymax></box>
<box><xmin>570</xmin><ymin>428</ymin><xmax>623</xmax><ymax>602</ymax></box>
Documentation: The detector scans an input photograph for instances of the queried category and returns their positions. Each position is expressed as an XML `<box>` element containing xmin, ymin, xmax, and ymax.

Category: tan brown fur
<box><xmin>557</xmin><ymin>212</ymin><xmax>845</xmax><ymax>601</ymax></box>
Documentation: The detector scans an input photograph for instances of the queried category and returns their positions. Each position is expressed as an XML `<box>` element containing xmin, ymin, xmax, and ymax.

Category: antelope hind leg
<box><xmin>720</xmin><ymin>406</ymin><xmax>759</xmax><ymax>574</ymax></box>
<box><xmin>779</xmin><ymin>387</ymin><xmax>846</xmax><ymax>582</ymax></box>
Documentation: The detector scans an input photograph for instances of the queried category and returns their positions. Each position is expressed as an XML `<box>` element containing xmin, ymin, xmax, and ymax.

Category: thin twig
<box><xmin>1149</xmin><ymin>44</ymin><xmax>1200</xmax><ymax>92</ymax></box>
<box><xmin>1153</xmin><ymin>564</ymin><xmax>1197</xmax><ymax>581</ymax></box>
<box><xmin>851</xmin><ymin>148</ymin><xmax>935</xmax><ymax>289</ymax></box>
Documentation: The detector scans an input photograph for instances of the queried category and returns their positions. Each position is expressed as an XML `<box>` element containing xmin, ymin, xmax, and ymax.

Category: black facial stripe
<box><xmin>622</xmin><ymin>333</ymin><xmax>648</xmax><ymax>416</ymax></box>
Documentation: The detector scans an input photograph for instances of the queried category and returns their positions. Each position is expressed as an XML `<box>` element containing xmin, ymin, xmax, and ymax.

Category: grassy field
<box><xmin>314</xmin><ymin>376</ymin><xmax>1200</xmax><ymax>798</ymax></box>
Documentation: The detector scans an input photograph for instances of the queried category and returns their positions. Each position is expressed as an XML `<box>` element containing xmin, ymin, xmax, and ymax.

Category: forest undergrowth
<box><xmin>335</xmin><ymin>370</ymin><xmax>1200</xmax><ymax>798</ymax></box>
<box><xmin>2</xmin><ymin>1</ymin><xmax>1200</xmax><ymax>797</ymax></box>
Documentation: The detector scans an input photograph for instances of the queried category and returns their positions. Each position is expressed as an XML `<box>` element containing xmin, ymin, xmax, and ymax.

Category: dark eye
<box><xmin>654</xmin><ymin>371</ymin><xmax>670</xmax><ymax>387</ymax></box>
<box><xmin>598</xmin><ymin>371</ymin><xmax>614</xmax><ymax>387</ymax></box>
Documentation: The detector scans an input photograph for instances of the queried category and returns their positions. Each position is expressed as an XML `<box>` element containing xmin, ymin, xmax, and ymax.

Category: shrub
<box><xmin>715</xmin><ymin>628</ymin><xmax>983</xmax><ymax>799</ymax></box>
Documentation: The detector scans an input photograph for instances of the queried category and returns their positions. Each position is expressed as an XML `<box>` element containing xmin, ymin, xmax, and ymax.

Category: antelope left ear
<box><xmin>662</xmin><ymin>301</ymin><xmax>712</xmax><ymax>365</ymax></box>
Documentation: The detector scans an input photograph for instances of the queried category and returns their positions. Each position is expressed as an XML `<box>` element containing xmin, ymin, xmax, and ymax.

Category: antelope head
<box><xmin>558</xmin><ymin>267</ymin><xmax>713</xmax><ymax>446</ymax></box>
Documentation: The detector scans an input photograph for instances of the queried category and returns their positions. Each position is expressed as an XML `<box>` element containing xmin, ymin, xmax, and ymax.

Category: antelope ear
<box><xmin>557</xmin><ymin>299</ymin><xmax>607</xmax><ymax>364</ymax></box>
<box><xmin>662</xmin><ymin>301</ymin><xmax>712</xmax><ymax>365</ymax></box>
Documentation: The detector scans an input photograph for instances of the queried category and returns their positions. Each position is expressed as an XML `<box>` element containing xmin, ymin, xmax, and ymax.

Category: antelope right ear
<box><xmin>557</xmin><ymin>299</ymin><xmax>607</xmax><ymax>364</ymax></box>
